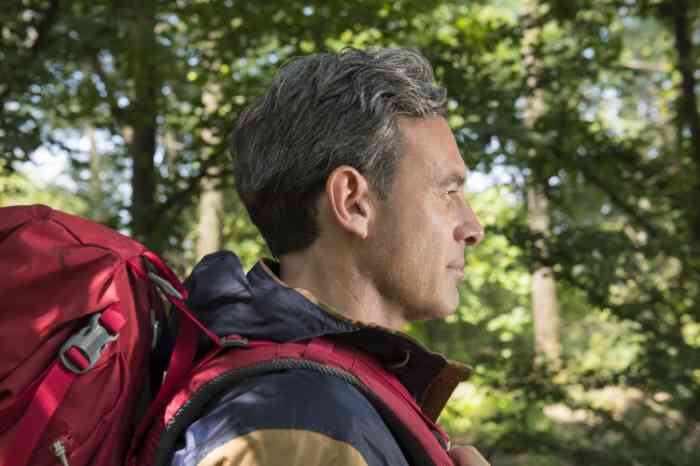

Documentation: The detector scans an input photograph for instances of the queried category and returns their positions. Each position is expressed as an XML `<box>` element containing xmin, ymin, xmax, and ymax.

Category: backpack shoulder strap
<box><xmin>134</xmin><ymin>338</ymin><xmax>454</xmax><ymax>466</ymax></box>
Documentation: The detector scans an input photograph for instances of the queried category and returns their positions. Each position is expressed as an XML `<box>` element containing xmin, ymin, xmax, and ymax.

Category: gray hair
<box><xmin>230</xmin><ymin>47</ymin><xmax>447</xmax><ymax>256</ymax></box>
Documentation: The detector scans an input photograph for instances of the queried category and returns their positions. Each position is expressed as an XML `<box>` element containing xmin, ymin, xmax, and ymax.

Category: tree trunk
<box><xmin>668</xmin><ymin>0</ymin><xmax>700</xmax><ymax>243</ymax></box>
<box><xmin>523</xmin><ymin>0</ymin><xmax>561</xmax><ymax>369</ymax></box>
<box><xmin>127</xmin><ymin>0</ymin><xmax>158</xmax><ymax>246</ymax></box>
<box><xmin>196</xmin><ymin>175</ymin><xmax>224</xmax><ymax>260</ymax></box>
<box><xmin>195</xmin><ymin>85</ymin><xmax>225</xmax><ymax>260</ymax></box>
<box><xmin>528</xmin><ymin>188</ymin><xmax>561</xmax><ymax>368</ymax></box>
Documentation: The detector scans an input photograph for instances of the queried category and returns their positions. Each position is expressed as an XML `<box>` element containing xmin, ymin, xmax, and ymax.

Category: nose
<box><xmin>454</xmin><ymin>199</ymin><xmax>484</xmax><ymax>246</ymax></box>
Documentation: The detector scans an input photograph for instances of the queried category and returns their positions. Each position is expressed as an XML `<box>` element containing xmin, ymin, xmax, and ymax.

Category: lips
<box><xmin>447</xmin><ymin>263</ymin><xmax>465</xmax><ymax>279</ymax></box>
<box><xmin>447</xmin><ymin>253</ymin><xmax>466</xmax><ymax>281</ymax></box>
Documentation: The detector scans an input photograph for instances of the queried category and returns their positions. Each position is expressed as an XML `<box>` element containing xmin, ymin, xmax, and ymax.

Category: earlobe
<box><xmin>326</xmin><ymin>166</ymin><xmax>372</xmax><ymax>240</ymax></box>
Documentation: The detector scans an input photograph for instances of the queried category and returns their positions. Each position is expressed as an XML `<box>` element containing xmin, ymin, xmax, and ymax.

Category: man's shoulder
<box><xmin>170</xmin><ymin>368</ymin><xmax>409</xmax><ymax>466</ymax></box>
<box><xmin>214</xmin><ymin>367</ymin><xmax>381</xmax><ymax>430</ymax></box>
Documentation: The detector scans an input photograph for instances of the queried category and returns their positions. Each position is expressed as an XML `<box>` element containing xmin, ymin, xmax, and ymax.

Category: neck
<box><xmin>278</xmin><ymin>246</ymin><xmax>408</xmax><ymax>331</ymax></box>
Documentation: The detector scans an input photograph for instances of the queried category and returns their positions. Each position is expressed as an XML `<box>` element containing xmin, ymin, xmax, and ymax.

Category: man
<box><xmin>171</xmin><ymin>47</ymin><xmax>487</xmax><ymax>466</ymax></box>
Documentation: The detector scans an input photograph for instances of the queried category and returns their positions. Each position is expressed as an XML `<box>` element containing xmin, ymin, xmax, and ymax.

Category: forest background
<box><xmin>1</xmin><ymin>0</ymin><xmax>699</xmax><ymax>464</ymax></box>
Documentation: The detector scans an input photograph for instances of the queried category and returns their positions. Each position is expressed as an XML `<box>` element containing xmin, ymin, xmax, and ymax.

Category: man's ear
<box><xmin>324</xmin><ymin>166</ymin><xmax>373</xmax><ymax>239</ymax></box>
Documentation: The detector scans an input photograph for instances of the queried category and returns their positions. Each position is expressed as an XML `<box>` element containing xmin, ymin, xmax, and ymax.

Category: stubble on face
<box><xmin>361</xmin><ymin>116</ymin><xmax>468</xmax><ymax>324</ymax></box>
<box><xmin>368</xmin><ymin>199</ymin><xmax>439</xmax><ymax>322</ymax></box>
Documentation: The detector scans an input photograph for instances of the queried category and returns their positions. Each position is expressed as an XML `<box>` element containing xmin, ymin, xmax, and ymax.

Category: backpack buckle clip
<box><xmin>59</xmin><ymin>313</ymin><xmax>119</xmax><ymax>374</ymax></box>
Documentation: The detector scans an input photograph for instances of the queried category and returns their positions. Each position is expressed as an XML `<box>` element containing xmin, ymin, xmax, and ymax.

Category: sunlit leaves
<box><xmin>3</xmin><ymin>0</ymin><xmax>700</xmax><ymax>463</ymax></box>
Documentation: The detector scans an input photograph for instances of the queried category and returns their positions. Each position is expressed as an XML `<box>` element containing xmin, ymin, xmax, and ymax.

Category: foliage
<box><xmin>0</xmin><ymin>159</ymin><xmax>87</xmax><ymax>213</ymax></box>
<box><xmin>2</xmin><ymin>0</ymin><xmax>699</xmax><ymax>464</ymax></box>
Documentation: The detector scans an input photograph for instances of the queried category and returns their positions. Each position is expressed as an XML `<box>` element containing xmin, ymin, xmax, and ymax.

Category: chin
<box><xmin>440</xmin><ymin>294</ymin><xmax>461</xmax><ymax>317</ymax></box>
<box><xmin>438</xmin><ymin>303</ymin><xmax>458</xmax><ymax>318</ymax></box>
<box><xmin>404</xmin><ymin>290</ymin><xmax>460</xmax><ymax>322</ymax></box>
<box><xmin>416</xmin><ymin>301</ymin><xmax>457</xmax><ymax>321</ymax></box>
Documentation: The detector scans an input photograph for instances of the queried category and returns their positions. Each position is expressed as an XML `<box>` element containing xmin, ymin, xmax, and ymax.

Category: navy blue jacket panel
<box><xmin>170</xmin><ymin>369</ymin><xmax>409</xmax><ymax>466</ymax></box>
<box><xmin>167</xmin><ymin>250</ymin><xmax>470</xmax><ymax>466</ymax></box>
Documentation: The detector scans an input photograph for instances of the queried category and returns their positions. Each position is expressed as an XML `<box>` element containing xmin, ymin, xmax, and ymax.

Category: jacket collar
<box><xmin>184</xmin><ymin>250</ymin><xmax>470</xmax><ymax>421</ymax></box>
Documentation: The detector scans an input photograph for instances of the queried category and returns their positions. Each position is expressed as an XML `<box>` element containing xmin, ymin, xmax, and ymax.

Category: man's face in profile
<box><xmin>363</xmin><ymin>116</ymin><xmax>484</xmax><ymax>323</ymax></box>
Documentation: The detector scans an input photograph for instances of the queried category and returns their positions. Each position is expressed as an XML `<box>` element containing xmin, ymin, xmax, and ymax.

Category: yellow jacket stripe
<box><xmin>197</xmin><ymin>429</ymin><xmax>369</xmax><ymax>466</ymax></box>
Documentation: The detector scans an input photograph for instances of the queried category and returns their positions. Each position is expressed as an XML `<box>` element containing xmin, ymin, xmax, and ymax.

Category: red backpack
<box><xmin>0</xmin><ymin>205</ymin><xmax>218</xmax><ymax>466</ymax></box>
<box><xmin>0</xmin><ymin>205</ymin><xmax>455</xmax><ymax>466</ymax></box>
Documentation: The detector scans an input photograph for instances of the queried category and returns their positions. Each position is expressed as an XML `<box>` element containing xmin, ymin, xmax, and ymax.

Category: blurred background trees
<box><xmin>1</xmin><ymin>0</ymin><xmax>698</xmax><ymax>464</ymax></box>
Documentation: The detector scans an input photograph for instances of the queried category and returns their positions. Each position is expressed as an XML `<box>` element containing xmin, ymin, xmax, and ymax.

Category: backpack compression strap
<box><xmin>5</xmin><ymin>305</ymin><xmax>125</xmax><ymax>466</ymax></box>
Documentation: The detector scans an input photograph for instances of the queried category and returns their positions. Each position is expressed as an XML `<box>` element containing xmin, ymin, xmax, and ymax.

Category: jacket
<box><xmin>168</xmin><ymin>250</ymin><xmax>471</xmax><ymax>466</ymax></box>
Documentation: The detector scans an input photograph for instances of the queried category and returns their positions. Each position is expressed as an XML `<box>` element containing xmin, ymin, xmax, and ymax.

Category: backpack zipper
<box><xmin>52</xmin><ymin>440</ymin><xmax>70</xmax><ymax>466</ymax></box>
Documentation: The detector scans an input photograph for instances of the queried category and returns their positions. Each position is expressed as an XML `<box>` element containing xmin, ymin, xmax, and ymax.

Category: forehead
<box><xmin>395</xmin><ymin>116</ymin><xmax>466</xmax><ymax>182</ymax></box>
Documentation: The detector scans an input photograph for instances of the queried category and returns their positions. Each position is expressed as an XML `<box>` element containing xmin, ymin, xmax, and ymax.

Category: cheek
<box><xmin>376</xmin><ymin>200</ymin><xmax>448</xmax><ymax>282</ymax></box>
<box><xmin>403</xmin><ymin>236</ymin><xmax>441</xmax><ymax>297</ymax></box>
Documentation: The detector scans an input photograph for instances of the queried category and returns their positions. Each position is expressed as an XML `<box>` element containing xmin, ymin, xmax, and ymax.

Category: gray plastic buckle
<box><xmin>59</xmin><ymin>313</ymin><xmax>119</xmax><ymax>374</ymax></box>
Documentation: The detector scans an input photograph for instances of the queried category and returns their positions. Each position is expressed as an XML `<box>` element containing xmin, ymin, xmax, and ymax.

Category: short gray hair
<box><xmin>231</xmin><ymin>47</ymin><xmax>447</xmax><ymax>256</ymax></box>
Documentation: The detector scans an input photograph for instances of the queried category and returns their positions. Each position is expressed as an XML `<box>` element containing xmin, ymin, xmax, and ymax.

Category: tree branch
<box><xmin>573</xmin><ymin>159</ymin><xmax>662</xmax><ymax>240</ymax></box>
<box><xmin>89</xmin><ymin>52</ymin><xmax>127</xmax><ymax>126</ymax></box>
<box><xmin>153</xmin><ymin>148</ymin><xmax>232</xmax><ymax>220</ymax></box>
<box><xmin>619</xmin><ymin>60</ymin><xmax>668</xmax><ymax>73</ymax></box>
<box><xmin>0</xmin><ymin>0</ymin><xmax>60</xmax><ymax>104</ymax></box>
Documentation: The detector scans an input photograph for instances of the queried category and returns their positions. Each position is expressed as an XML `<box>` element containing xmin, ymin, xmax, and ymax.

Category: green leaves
<box><xmin>3</xmin><ymin>1</ymin><xmax>700</xmax><ymax>463</ymax></box>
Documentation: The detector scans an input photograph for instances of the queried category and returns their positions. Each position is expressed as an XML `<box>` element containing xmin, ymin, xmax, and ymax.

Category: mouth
<box><xmin>447</xmin><ymin>264</ymin><xmax>465</xmax><ymax>278</ymax></box>
<box><xmin>447</xmin><ymin>260</ymin><xmax>465</xmax><ymax>269</ymax></box>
